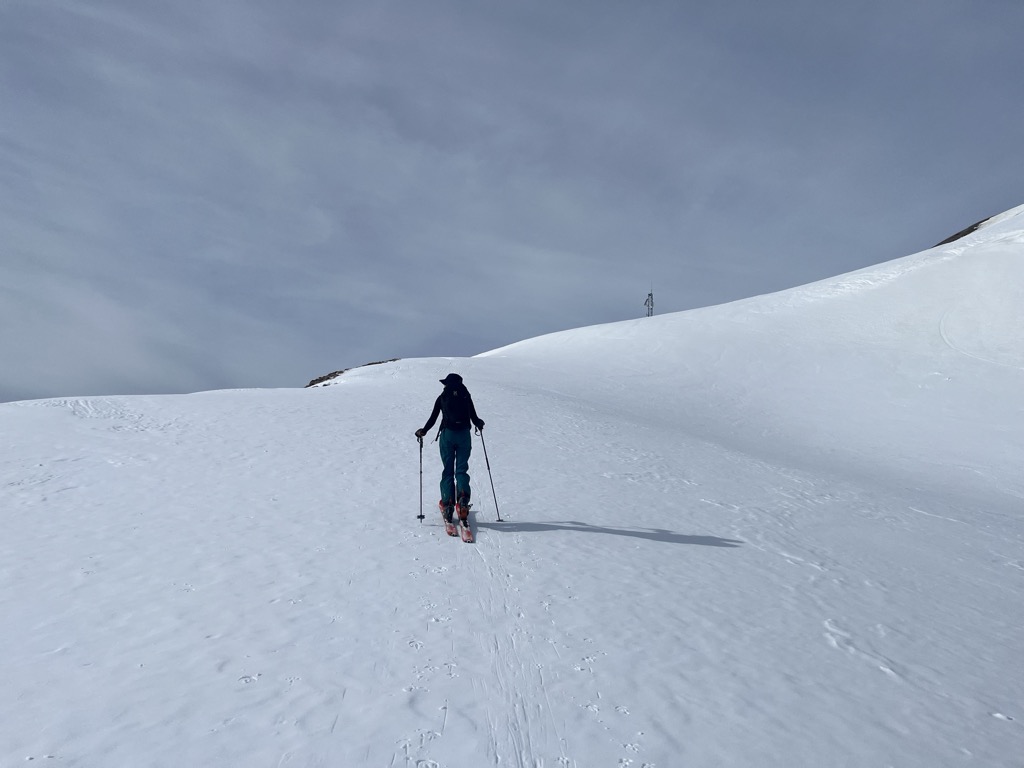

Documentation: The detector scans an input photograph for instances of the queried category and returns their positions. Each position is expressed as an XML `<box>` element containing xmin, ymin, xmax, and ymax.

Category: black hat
<box><xmin>439</xmin><ymin>373</ymin><xmax>463</xmax><ymax>387</ymax></box>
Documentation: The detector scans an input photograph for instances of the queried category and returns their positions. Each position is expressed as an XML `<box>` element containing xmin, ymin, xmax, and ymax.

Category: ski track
<box><xmin>394</xmin><ymin>514</ymin><xmax>572</xmax><ymax>768</ymax></box>
<box><xmin>474</xmin><ymin>530</ymin><xmax>570</xmax><ymax>768</ymax></box>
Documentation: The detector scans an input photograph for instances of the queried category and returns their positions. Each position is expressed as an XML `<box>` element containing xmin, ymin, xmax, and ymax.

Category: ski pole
<box><xmin>417</xmin><ymin>436</ymin><xmax>425</xmax><ymax>523</ymax></box>
<box><xmin>477</xmin><ymin>429</ymin><xmax>503</xmax><ymax>522</ymax></box>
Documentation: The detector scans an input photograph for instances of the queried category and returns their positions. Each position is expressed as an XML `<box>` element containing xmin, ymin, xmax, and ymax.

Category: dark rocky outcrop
<box><xmin>306</xmin><ymin>358</ymin><xmax>401</xmax><ymax>388</ymax></box>
<box><xmin>934</xmin><ymin>215</ymin><xmax>994</xmax><ymax>247</ymax></box>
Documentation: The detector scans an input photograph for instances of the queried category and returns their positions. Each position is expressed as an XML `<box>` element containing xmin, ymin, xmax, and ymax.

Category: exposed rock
<box><xmin>934</xmin><ymin>214</ymin><xmax>994</xmax><ymax>247</ymax></box>
<box><xmin>306</xmin><ymin>358</ymin><xmax>400</xmax><ymax>388</ymax></box>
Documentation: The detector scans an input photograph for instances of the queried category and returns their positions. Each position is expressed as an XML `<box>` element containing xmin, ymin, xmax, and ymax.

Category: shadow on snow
<box><xmin>475</xmin><ymin>519</ymin><xmax>743</xmax><ymax>547</ymax></box>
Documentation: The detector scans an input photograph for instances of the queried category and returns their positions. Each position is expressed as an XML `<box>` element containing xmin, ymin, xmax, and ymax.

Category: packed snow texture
<box><xmin>3</xmin><ymin>206</ymin><xmax>1023</xmax><ymax>766</ymax></box>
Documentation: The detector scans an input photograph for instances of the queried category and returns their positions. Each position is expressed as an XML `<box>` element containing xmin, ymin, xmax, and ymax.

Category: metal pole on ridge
<box><xmin>417</xmin><ymin>436</ymin><xmax>425</xmax><ymax>523</ymax></box>
<box><xmin>477</xmin><ymin>429</ymin><xmax>503</xmax><ymax>522</ymax></box>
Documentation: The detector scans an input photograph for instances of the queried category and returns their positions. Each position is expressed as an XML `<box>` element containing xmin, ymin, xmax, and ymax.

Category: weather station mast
<box><xmin>644</xmin><ymin>290</ymin><xmax>654</xmax><ymax>317</ymax></box>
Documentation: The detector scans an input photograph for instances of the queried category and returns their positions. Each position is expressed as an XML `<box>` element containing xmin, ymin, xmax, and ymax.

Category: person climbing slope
<box><xmin>415</xmin><ymin>373</ymin><xmax>485</xmax><ymax>528</ymax></box>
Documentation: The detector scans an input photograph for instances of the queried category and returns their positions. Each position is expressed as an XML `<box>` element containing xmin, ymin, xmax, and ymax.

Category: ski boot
<box><xmin>456</xmin><ymin>497</ymin><xmax>474</xmax><ymax>542</ymax></box>
<box><xmin>438</xmin><ymin>499</ymin><xmax>455</xmax><ymax>523</ymax></box>
<box><xmin>439</xmin><ymin>500</ymin><xmax>457</xmax><ymax>536</ymax></box>
<box><xmin>457</xmin><ymin>497</ymin><xmax>471</xmax><ymax>525</ymax></box>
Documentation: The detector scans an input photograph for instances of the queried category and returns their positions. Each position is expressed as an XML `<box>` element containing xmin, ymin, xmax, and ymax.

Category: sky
<box><xmin>1</xmin><ymin>0</ymin><xmax>1022</xmax><ymax>402</ymax></box>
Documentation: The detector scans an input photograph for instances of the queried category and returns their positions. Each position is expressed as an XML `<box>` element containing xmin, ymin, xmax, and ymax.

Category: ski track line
<box><xmin>31</xmin><ymin>396</ymin><xmax>187</xmax><ymax>434</ymax></box>
<box><xmin>938</xmin><ymin>307</ymin><xmax>1024</xmax><ymax>372</ymax></box>
<box><xmin>473</xmin><ymin>526</ymin><xmax>570</xmax><ymax>768</ymax></box>
<box><xmin>822</xmin><ymin>618</ymin><xmax>904</xmax><ymax>681</ymax></box>
<box><xmin>476</xmin><ymin>533</ymin><xmax>535</xmax><ymax>768</ymax></box>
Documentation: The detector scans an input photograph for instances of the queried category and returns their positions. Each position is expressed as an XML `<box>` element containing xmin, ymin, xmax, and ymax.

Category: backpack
<box><xmin>441</xmin><ymin>386</ymin><xmax>473</xmax><ymax>429</ymax></box>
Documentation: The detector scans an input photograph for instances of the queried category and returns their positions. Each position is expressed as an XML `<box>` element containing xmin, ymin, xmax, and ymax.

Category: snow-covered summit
<box><xmin>2</xmin><ymin>206</ymin><xmax>1022</xmax><ymax>766</ymax></box>
<box><xmin>479</xmin><ymin>203</ymin><xmax>1024</xmax><ymax>503</ymax></box>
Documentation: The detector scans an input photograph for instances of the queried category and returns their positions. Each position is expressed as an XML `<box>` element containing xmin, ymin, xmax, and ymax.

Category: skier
<box><xmin>415</xmin><ymin>373</ymin><xmax>485</xmax><ymax>528</ymax></box>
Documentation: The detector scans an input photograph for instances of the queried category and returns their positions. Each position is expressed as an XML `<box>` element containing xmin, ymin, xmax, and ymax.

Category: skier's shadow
<box><xmin>475</xmin><ymin>520</ymin><xmax>742</xmax><ymax>547</ymax></box>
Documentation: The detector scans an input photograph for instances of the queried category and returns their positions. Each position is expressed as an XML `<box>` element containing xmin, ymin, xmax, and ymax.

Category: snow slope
<box><xmin>2</xmin><ymin>206</ymin><xmax>1023</xmax><ymax>767</ymax></box>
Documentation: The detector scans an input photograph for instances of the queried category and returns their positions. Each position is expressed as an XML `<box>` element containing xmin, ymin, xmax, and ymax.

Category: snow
<box><xmin>3</xmin><ymin>206</ymin><xmax>1023</xmax><ymax>767</ymax></box>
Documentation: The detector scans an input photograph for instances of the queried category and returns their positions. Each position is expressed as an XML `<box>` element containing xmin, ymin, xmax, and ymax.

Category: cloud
<box><xmin>1</xmin><ymin>0</ymin><xmax>1021</xmax><ymax>401</ymax></box>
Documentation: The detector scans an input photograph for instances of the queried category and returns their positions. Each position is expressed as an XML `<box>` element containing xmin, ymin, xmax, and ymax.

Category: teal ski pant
<box><xmin>439</xmin><ymin>427</ymin><xmax>472</xmax><ymax>505</ymax></box>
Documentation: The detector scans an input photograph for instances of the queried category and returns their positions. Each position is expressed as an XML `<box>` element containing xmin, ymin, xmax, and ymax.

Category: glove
<box><xmin>415</xmin><ymin>428</ymin><xmax>426</xmax><ymax>438</ymax></box>
<box><xmin>473</xmin><ymin>419</ymin><xmax>485</xmax><ymax>430</ymax></box>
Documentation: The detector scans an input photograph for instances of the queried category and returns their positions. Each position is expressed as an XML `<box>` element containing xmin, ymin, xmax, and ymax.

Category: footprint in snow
<box><xmin>413</xmin><ymin>665</ymin><xmax>438</xmax><ymax>680</ymax></box>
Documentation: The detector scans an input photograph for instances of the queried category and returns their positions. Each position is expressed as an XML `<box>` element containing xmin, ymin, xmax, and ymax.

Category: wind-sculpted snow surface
<box><xmin>2</xmin><ymin>207</ymin><xmax>1023</xmax><ymax>766</ymax></box>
